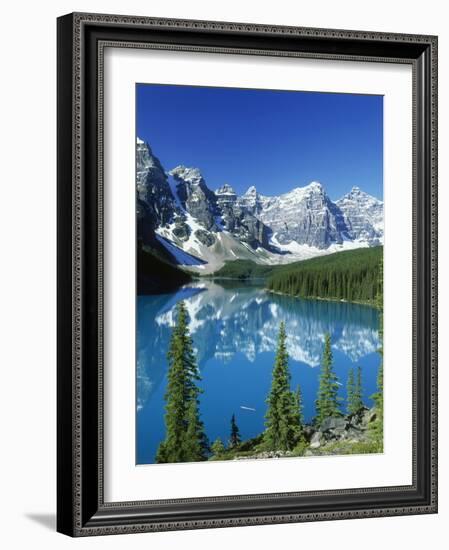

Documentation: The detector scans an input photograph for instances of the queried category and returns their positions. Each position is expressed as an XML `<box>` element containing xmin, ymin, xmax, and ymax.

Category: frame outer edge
<box><xmin>430</xmin><ymin>35</ymin><xmax>438</xmax><ymax>513</ymax></box>
<box><xmin>57</xmin><ymin>13</ymin><xmax>77</xmax><ymax>537</ymax></box>
<box><xmin>58</xmin><ymin>12</ymin><xmax>438</xmax><ymax>536</ymax></box>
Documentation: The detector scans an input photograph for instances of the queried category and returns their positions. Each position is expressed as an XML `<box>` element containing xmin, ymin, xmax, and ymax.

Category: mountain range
<box><xmin>136</xmin><ymin>137</ymin><xmax>383</xmax><ymax>274</ymax></box>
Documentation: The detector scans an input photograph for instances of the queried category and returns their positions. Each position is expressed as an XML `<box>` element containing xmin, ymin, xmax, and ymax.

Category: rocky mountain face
<box><xmin>336</xmin><ymin>186</ymin><xmax>383</xmax><ymax>245</ymax></box>
<box><xmin>241</xmin><ymin>182</ymin><xmax>350</xmax><ymax>249</ymax></box>
<box><xmin>136</xmin><ymin>138</ymin><xmax>174</xmax><ymax>230</ymax></box>
<box><xmin>215</xmin><ymin>184</ymin><xmax>270</xmax><ymax>249</ymax></box>
<box><xmin>136</xmin><ymin>138</ymin><xmax>383</xmax><ymax>272</ymax></box>
<box><xmin>169</xmin><ymin>166</ymin><xmax>218</xmax><ymax>231</ymax></box>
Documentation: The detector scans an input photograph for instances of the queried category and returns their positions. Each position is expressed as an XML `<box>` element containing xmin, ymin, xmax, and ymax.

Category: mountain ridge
<box><xmin>136</xmin><ymin>137</ymin><xmax>383</xmax><ymax>273</ymax></box>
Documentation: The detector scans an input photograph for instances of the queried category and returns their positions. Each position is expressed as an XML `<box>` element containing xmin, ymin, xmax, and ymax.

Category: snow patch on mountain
<box><xmin>155</xmin><ymin>235</ymin><xmax>206</xmax><ymax>267</ymax></box>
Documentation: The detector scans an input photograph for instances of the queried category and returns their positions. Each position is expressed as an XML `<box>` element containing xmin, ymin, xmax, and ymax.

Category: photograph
<box><xmin>135</xmin><ymin>84</ymin><xmax>384</xmax><ymax>465</ymax></box>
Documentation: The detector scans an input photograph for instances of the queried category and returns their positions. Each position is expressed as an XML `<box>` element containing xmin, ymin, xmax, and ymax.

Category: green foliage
<box><xmin>355</xmin><ymin>366</ymin><xmax>363</xmax><ymax>411</ymax></box>
<box><xmin>369</xmin><ymin>258</ymin><xmax>384</xmax><ymax>450</ymax></box>
<box><xmin>229</xmin><ymin>414</ymin><xmax>241</xmax><ymax>448</ymax></box>
<box><xmin>312</xmin><ymin>438</ymin><xmax>382</xmax><ymax>456</ymax></box>
<box><xmin>374</xmin><ymin>363</ymin><xmax>384</xmax><ymax>413</ymax></box>
<box><xmin>184</xmin><ymin>398</ymin><xmax>209</xmax><ymax>461</ymax></box>
<box><xmin>156</xmin><ymin>301</ymin><xmax>208</xmax><ymax>463</ymax></box>
<box><xmin>207</xmin><ymin>434</ymin><xmax>264</xmax><ymax>461</ymax></box>
<box><xmin>263</xmin><ymin>322</ymin><xmax>302</xmax><ymax>451</ymax></box>
<box><xmin>376</xmin><ymin>255</ymin><xmax>384</xmax><ymax>315</ymax></box>
<box><xmin>267</xmin><ymin>246</ymin><xmax>383</xmax><ymax>304</ymax></box>
<box><xmin>210</xmin><ymin>438</ymin><xmax>226</xmax><ymax>460</ymax></box>
<box><xmin>315</xmin><ymin>334</ymin><xmax>342</xmax><ymax>424</ymax></box>
<box><xmin>211</xmin><ymin>260</ymin><xmax>275</xmax><ymax>280</ymax></box>
<box><xmin>294</xmin><ymin>385</ymin><xmax>304</xmax><ymax>430</ymax></box>
<box><xmin>369</xmin><ymin>363</ymin><xmax>384</xmax><ymax>449</ymax></box>
<box><xmin>291</xmin><ymin>438</ymin><xmax>308</xmax><ymax>457</ymax></box>
<box><xmin>346</xmin><ymin>368</ymin><xmax>355</xmax><ymax>415</ymax></box>
<box><xmin>347</xmin><ymin>366</ymin><xmax>363</xmax><ymax>415</ymax></box>
<box><xmin>137</xmin><ymin>245</ymin><xmax>192</xmax><ymax>295</ymax></box>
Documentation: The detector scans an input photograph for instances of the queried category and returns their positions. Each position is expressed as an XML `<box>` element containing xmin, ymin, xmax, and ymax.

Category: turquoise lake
<box><xmin>136</xmin><ymin>280</ymin><xmax>381</xmax><ymax>464</ymax></box>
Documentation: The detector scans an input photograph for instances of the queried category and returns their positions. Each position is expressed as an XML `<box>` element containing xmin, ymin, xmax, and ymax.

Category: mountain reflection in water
<box><xmin>136</xmin><ymin>280</ymin><xmax>380</xmax><ymax>464</ymax></box>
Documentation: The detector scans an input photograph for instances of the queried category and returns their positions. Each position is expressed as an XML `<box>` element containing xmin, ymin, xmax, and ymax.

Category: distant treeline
<box><xmin>137</xmin><ymin>246</ymin><xmax>192</xmax><ymax>294</ymax></box>
<box><xmin>267</xmin><ymin>246</ymin><xmax>383</xmax><ymax>305</ymax></box>
<box><xmin>211</xmin><ymin>259</ymin><xmax>275</xmax><ymax>279</ymax></box>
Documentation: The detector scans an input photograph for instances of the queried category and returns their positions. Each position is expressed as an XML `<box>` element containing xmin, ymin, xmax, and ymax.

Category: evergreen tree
<box><xmin>369</xmin><ymin>259</ymin><xmax>384</xmax><ymax>451</ymax></box>
<box><xmin>371</xmin><ymin>363</ymin><xmax>384</xmax><ymax>420</ymax></box>
<box><xmin>263</xmin><ymin>322</ymin><xmax>300</xmax><ymax>451</ymax></box>
<box><xmin>229</xmin><ymin>413</ymin><xmax>241</xmax><ymax>448</ymax></box>
<box><xmin>266</xmin><ymin>246</ymin><xmax>382</xmax><ymax>304</ymax></box>
<box><xmin>184</xmin><ymin>398</ymin><xmax>209</xmax><ymax>461</ymax></box>
<box><xmin>315</xmin><ymin>333</ymin><xmax>342</xmax><ymax>424</ymax></box>
<box><xmin>155</xmin><ymin>441</ymin><xmax>168</xmax><ymax>464</ymax></box>
<box><xmin>347</xmin><ymin>367</ymin><xmax>364</xmax><ymax>415</ymax></box>
<box><xmin>211</xmin><ymin>437</ymin><xmax>226</xmax><ymax>459</ymax></box>
<box><xmin>346</xmin><ymin>367</ymin><xmax>355</xmax><ymax>415</ymax></box>
<box><xmin>295</xmin><ymin>385</ymin><xmax>304</xmax><ymax>429</ymax></box>
<box><xmin>354</xmin><ymin>366</ymin><xmax>363</xmax><ymax>411</ymax></box>
<box><xmin>373</xmin><ymin>257</ymin><xmax>384</xmax><ymax>419</ymax></box>
<box><xmin>156</xmin><ymin>301</ymin><xmax>207</xmax><ymax>463</ymax></box>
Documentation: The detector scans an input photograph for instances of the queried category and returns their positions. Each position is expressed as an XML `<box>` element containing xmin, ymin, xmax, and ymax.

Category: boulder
<box><xmin>302</xmin><ymin>425</ymin><xmax>315</xmax><ymax>442</ymax></box>
<box><xmin>320</xmin><ymin>416</ymin><xmax>347</xmax><ymax>433</ymax></box>
<box><xmin>310</xmin><ymin>432</ymin><xmax>322</xmax><ymax>449</ymax></box>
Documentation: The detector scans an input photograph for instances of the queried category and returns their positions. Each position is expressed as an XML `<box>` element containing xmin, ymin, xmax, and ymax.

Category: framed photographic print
<box><xmin>57</xmin><ymin>12</ymin><xmax>438</xmax><ymax>536</ymax></box>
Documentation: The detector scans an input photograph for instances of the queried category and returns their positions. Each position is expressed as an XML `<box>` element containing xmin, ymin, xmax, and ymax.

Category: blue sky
<box><xmin>136</xmin><ymin>84</ymin><xmax>383</xmax><ymax>200</ymax></box>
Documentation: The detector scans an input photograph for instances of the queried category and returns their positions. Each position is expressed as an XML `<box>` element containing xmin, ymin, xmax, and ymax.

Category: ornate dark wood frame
<box><xmin>57</xmin><ymin>12</ymin><xmax>438</xmax><ymax>537</ymax></box>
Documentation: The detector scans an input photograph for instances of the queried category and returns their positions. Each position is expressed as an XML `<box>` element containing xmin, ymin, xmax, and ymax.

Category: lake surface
<box><xmin>136</xmin><ymin>280</ymin><xmax>381</xmax><ymax>464</ymax></box>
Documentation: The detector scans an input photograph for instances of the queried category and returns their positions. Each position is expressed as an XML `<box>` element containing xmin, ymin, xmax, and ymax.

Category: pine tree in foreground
<box><xmin>371</xmin><ymin>362</ymin><xmax>384</xmax><ymax>424</ymax></box>
<box><xmin>369</xmin><ymin>258</ymin><xmax>384</xmax><ymax>451</ymax></box>
<box><xmin>156</xmin><ymin>301</ymin><xmax>207</xmax><ymax>463</ymax></box>
<box><xmin>294</xmin><ymin>385</ymin><xmax>304</xmax><ymax>431</ymax></box>
<box><xmin>291</xmin><ymin>383</ymin><xmax>308</xmax><ymax>456</ymax></box>
<box><xmin>263</xmin><ymin>322</ymin><xmax>301</xmax><ymax>451</ymax></box>
<box><xmin>372</xmin><ymin>257</ymin><xmax>384</xmax><ymax>421</ymax></box>
<box><xmin>211</xmin><ymin>438</ymin><xmax>226</xmax><ymax>460</ymax></box>
<box><xmin>229</xmin><ymin>413</ymin><xmax>241</xmax><ymax>448</ymax></box>
<box><xmin>184</xmin><ymin>398</ymin><xmax>209</xmax><ymax>461</ymax></box>
<box><xmin>354</xmin><ymin>366</ymin><xmax>363</xmax><ymax>411</ymax></box>
<box><xmin>347</xmin><ymin>366</ymin><xmax>364</xmax><ymax>415</ymax></box>
<box><xmin>346</xmin><ymin>368</ymin><xmax>355</xmax><ymax>415</ymax></box>
<box><xmin>315</xmin><ymin>333</ymin><xmax>342</xmax><ymax>425</ymax></box>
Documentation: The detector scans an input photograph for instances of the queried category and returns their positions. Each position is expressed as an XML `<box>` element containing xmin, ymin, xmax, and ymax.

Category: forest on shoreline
<box><xmin>138</xmin><ymin>242</ymin><xmax>383</xmax><ymax>310</ymax></box>
<box><xmin>210</xmin><ymin>246</ymin><xmax>383</xmax><ymax>307</ymax></box>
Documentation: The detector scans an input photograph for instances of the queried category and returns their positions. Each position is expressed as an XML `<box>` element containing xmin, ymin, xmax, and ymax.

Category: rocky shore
<box><xmin>228</xmin><ymin>407</ymin><xmax>381</xmax><ymax>461</ymax></box>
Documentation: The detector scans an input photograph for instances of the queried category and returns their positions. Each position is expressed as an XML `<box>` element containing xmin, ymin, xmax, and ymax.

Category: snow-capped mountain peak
<box><xmin>215</xmin><ymin>184</ymin><xmax>237</xmax><ymax>196</ymax></box>
<box><xmin>169</xmin><ymin>165</ymin><xmax>204</xmax><ymax>186</ymax></box>
<box><xmin>243</xmin><ymin>185</ymin><xmax>258</xmax><ymax>196</ymax></box>
<box><xmin>304</xmin><ymin>180</ymin><xmax>324</xmax><ymax>191</ymax></box>
<box><xmin>284</xmin><ymin>180</ymin><xmax>324</xmax><ymax>200</ymax></box>
<box><xmin>136</xmin><ymin>137</ymin><xmax>383</xmax><ymax>272</ymax></box>
<box><xmin>336</xmin><ymin>187</ymin><xmax>383</xmax><ymax>243</ymax></box>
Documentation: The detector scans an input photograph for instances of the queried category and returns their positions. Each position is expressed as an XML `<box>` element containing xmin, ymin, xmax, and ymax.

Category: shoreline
<box><xmin>196</xmin><ymin>276</ymin><xmax>380</xmax><ymax>309</ymax></box>
<box><xmin>266</xmin><ymin>288</ymin><xmax>380</xmax><ymax>309</ymax></box>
